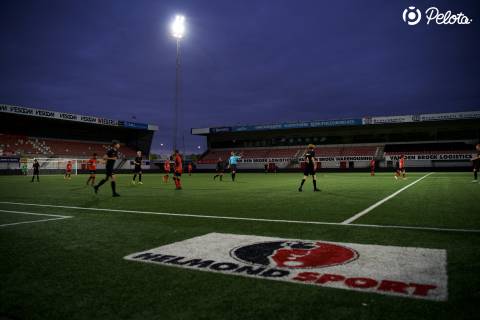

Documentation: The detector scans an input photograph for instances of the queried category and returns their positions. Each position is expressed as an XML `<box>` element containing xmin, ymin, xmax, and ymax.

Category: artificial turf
<box><xmin>1</xmin><ymin>172</ymin><xmax>479</xmax><ymax>320</ymax></box>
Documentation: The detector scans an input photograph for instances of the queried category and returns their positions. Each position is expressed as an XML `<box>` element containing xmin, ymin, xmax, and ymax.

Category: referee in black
<box><xmin>299</xmin><ymin>144</ymin><xmax>320</xmax><ymax>192</ymax></box>
<box><xmin>94</xmin><ymin>140</ymin><xmax>120</xmax><ymax>197</ymax></box>
<box><xmin>31</xmin><ymin>159</ymin><xmax>40</xmax><ymax>182</ymax></box>
<box><xmin>132</xmin><ymin>150</ymin><xmax>143</xmax><ymax>184</ymax></box>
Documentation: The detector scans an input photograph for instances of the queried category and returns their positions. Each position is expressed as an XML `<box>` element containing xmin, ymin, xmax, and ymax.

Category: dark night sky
<box><xmin>1</xmin><ymin>0</ymin><xmax>479</xmax><ymax>153</ymax></box>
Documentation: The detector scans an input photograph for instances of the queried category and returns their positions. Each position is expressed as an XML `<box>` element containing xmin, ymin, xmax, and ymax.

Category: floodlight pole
<box><xmin>171</xmin><ymin>14</ymin><xmax>185</xmax><ymax>154</ymax></box>
<box><xmin>173</xmin><ymin>38</ymin><xmax>181</xmax><ymax>153</ymax></box>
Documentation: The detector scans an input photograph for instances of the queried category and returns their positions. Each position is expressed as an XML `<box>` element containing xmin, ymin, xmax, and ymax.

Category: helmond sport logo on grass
<box><xmin>125</xmin><ymin>233</ymin><xmax>448</xmax><ymax>300</ymax></box>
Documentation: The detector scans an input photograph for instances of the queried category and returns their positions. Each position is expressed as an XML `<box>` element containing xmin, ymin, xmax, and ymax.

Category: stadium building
<box><xmin>193</xmin><ymin>110</ymin><xmax>480</xmax><ymax>171</ymax></box>
<box><xmin>0</xmin><ymin>104</ymin><xmax>158</xmax><ymax>173</ymax></box>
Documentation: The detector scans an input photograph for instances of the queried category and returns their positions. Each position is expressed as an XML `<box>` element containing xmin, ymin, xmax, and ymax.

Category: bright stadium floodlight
<box><xmin>170</xmin><ymin>14</ymin><xmax>186</xmax><ymax>152</ymax></box>
<box><xmin>171</xmin><ymin>15</ymin><xmax>185</xmax><ymax>39</ymax></box>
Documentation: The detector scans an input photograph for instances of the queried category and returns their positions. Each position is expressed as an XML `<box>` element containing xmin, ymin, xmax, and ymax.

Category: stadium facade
<box><xmin>193</xmin><ymin>110</ymin><xmax>480</xmax><ymax>171</ymax></box>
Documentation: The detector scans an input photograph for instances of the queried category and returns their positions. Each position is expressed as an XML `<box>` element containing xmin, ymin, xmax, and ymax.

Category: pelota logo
<box><xmin>403</xmin><ymin>6</ymin><xmax>422</xmax><ymax>25</ymax></box>
<box><xmin>231</xmin><ymin>241</ymin><xmax>358</xmax><ymax>269</ymax></box>
<box><xmin>403</xmin><ymin>6</ymin><xmax>473</xmax><ymax>26</ymax></box>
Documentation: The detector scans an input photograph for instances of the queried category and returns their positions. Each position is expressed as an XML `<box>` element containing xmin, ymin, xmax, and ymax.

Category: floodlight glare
<box><xmin>171</xmin><ymin>15</ymin><xmax>185</xmax><ymax>39</ymax></box>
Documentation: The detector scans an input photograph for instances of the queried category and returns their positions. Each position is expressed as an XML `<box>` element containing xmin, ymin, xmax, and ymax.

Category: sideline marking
<box><xmin>0</xmin><ymin>199</ymin><xmax>479</xmax><ymax>233</ymax></box>
<box><xmin>0</xmin><ymin>209</ymin><xmax>72</xmax><ymax>227</ymax></box>
<box><xmin>341</xmin><ymin>172</ymin><xmax>435</xmax><ymax>224</ymax></box>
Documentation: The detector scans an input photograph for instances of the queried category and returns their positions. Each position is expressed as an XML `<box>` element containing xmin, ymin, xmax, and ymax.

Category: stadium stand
<box><xmin>199</xmin><ymin>148</ymin><xmax>297</xmax><ymax>163</ymax></box>
<box><xmin>0</xmin><ymin>104</ymin><xmax>158</xmax><ymax>174</ymax></box>
<box><xmin>0</xmin><ymin>134</ymin><xmax>137</xmax><ymax>158</ymax></box>
<box><xmin>384</xmin><ymin>142</ymin><xmax>474</xmax><ymax>155</ymax></box>
<box><xmin>198</xmin><ymin>145</ymin><xmax>378</xmax><ymax>164</ymax></box>
<box><xmin>193</xmin><ymin>110</ymin><xmax>480</xmax><ymax>170</ymax></box>
<box><xmin>0</xmin><ymin>104</ymin><xmax>157</xmax><ymax>160</ymax></box>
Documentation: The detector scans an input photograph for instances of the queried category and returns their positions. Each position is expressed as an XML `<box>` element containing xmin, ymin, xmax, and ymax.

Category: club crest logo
<box><xmin>230</xmin><ymin>241</ymin><xmax>358</xmax><ymax>269</ymax></box>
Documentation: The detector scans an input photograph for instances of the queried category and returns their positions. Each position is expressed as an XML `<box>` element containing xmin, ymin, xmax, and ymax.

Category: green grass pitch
<box><xmin>1</xmin><ymin>172</ymin><xmax>479</xmax><ymax>320</ymax></box>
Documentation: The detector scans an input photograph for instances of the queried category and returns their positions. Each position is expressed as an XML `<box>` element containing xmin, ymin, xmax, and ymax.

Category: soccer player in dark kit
<box><xmin>86</xmin><ymin>153</ymin><xmax>97</xmax><ymax>186</ymax></box>
<box><xmin>132</xmin><ymin>150</ymin><xmax>143</xmax><ymax>185</ymax></box>
<box><xmin>31</xmin><ymin>159</ymin><xmax>40</xmax><ymax>182</ymax></box>
<box><xmin>394</xmin><ymin>155</ymin><xmax>406</xmax><ymax>180</ymax></box>
<box><xmin>471</xmin><ymin>143</ymin><xmax>480</xmax><ymax>182</ymax></box>
<box><xmin>94</xmin><ymin>140</ymin><xmax>120</xmax><ymax>197</ymax></box>
<box><xmin>298</xmin><ymin>144</ymin><xmax>320</xmax><ymax>192</ymax></box>
<box><xmin>213</xmin><ymin>158</ymin><xmax>225</xmax><ymax>181</ymax></box>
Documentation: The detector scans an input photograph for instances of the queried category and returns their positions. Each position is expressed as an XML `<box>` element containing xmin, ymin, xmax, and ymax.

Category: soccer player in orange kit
<box><xmin>163</xmin><ymin>158</ymin><xmax>171</xmax><ymax>183</ymax></box>
<box><xmin>86</xmin><ymin>153</ymin><xmax>97</xmax><ymax>186</ymax></box>
<box><xmin>64</xmin><ymin>161</ymin><xmax>73</xmax><ymax>180</ymax></box>
<box><xmin>173</xmin><ymin>150</ymin><xmax>183</xmax><ymax>190</ymax></box>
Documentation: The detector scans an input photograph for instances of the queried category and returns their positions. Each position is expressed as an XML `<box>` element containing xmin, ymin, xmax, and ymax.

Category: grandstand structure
<box><xmin>0</xmin><ymin>104</ymin><xmax>158</xmax><ymax>172</ymax></box>
<box><xmin>193</xmin><ymin>111</ymin><xmax>480</xmax><ymax>171</ymax></box>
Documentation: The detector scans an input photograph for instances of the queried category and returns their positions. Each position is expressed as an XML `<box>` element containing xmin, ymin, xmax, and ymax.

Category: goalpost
<box><xmin>26</xmin><ymin>158</ymin><xmax>79</xmax><ymax>175</ymax></box>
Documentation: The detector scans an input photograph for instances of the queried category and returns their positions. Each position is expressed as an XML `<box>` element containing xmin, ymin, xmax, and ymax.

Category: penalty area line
<box><xmin>1</xmin><ymin>198</ymin><xmax>480</xmax><ymax>233</ymax></box>
<box><xmin>0</xmin><ymin>209</ymin><xmax>72</xmax><ymax>227</ymax></box>
<box><xmin>341</xmin><ymin>172</ymin><xmax>435</xmax><ymax>225</ymax></box>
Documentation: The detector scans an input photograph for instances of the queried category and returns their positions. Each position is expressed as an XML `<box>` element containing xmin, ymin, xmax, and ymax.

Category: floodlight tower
<box><xmin>170</xmin><ymin>14</ymin><xmax>185</xmax><ymax>153</ymax></box>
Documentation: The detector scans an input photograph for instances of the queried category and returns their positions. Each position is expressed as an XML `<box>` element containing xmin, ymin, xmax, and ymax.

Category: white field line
<box><xmin>0</xmin><ymin>209</ymin><xmax>71</xmax><ymax>218</ymax></box>
<box><xmin>0</xmin><ymin>209</ymin><xmax>72</xmax><ymax>227</ymax></box>
<box><xmin>1</xmin><ymin>199</ymin><xmax>479</xmax><ymax>233</ymax></box>
<box><xmin>341</xmin><ymin>172</ymin><xmax>435</xmax><ymax>225</ymax></box>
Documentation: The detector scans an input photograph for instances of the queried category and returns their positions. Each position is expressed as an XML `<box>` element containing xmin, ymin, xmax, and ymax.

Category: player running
<box><xmin>228</xmin><ymin>151</ymin><xmax>242</xmax><ymax>182</ymax></box>
<box><xmin>132</xmin><ymin>150</ymin><xmax>143</xmax><ymax>185</ymax></box>
<box><xmin>471</xmin><ymin>143</ymin><xmax>480</xmax><ymax>182</ymax></box>
<box><xmin>394</xmin><ymin>155</ymin><xmax>406</xmax><ymax>180</ymax></box>
<box><xmin>370</xmin><ymin>159</ymin><xmax>376</xmax><ymax>176</ymax></box>
<box><xmin>86</xmin><ymin>153</ymin><xmax>97</xmax><ymax>186</ymax></box>
<box><xmin>94</xmin><ymin>140</ymin><xmax>120</xmax><ymax>197</ymax></box>
<box><xmin>298</xmin><ymin>144</ymin><xmax>320</xmax><ymax>192</ymax></box>
<box><xmin>64</xmin><ymin>160</ymin><xmax>73</xmax><ymax>180</ymax></box>
<box><xmin>31</xmin><ymin>159</ymin><xmax>40</xmax><ymax>182</ymax></box>
<box><xmin>213</xmin><ymin>158</ymin><xmax>225</xmax><ymax>181</ymax></box>
<box><xmin>173</xmin><ymin>150</ymin><xmax>183</xmax><ymax>190</ymax></box>
<box><xmin>163</xmin><ymin>158</ymin><xmax>171</xmax><ymax>183</ymax></box>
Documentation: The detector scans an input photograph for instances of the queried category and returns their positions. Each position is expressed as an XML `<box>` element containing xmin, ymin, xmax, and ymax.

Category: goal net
<box><xmin>26</xmin><ymin>158</ymin><xmax>79</xmax><ymax>175</ymax></box>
